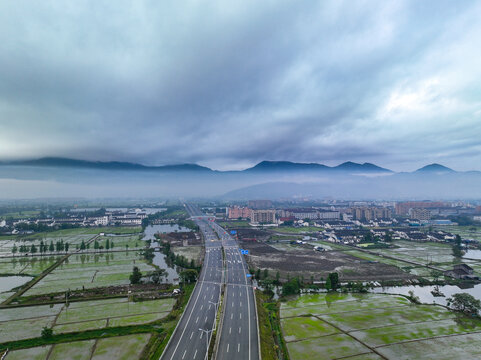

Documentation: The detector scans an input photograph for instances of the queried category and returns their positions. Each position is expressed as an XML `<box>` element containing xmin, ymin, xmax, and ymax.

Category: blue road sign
<box><xmin>230</xmin><ymin>230</ymin><xmax>237</xmax><ymax>235</ymax></box>
<box><xmin>246</xmin><ymin>274</ymin><xmax>252</xmax><ymax>277</ymax></box>
<box><xmin>241</xmin><ymin>249</ymin><xmax>249</xmax><ymax>255</ymax></box>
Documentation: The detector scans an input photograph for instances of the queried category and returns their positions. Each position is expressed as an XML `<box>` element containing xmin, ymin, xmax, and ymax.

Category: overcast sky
<box><xmin>0</xmin><ymin>1</ymin><xmax>480</xmax><ymax>171</ymax></box>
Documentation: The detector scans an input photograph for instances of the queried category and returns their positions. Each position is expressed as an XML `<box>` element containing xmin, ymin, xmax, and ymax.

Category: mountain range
<box><xmin>0</xmin><ymin>157</ymin><xmax>463</xmax><ymax>174</ymax></box>
<box><xmin>1</xmin><ymin>157</ymin><xmax>479</xmax><ymax>199</ymax></box>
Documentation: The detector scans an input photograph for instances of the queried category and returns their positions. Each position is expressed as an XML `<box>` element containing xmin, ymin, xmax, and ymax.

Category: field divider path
<box><xmin>88</xmin><ymin>339</ymin><xmax>99</xmax><ymax>360</ymax></box>
<box><xmin>332</xmin><ymin>351</ymin><xmax>375</xmax><ymax>360</ymax></box>
<box><xmin>314</xmin><ymin>316</ymin><xmax>388</xmax><ymax>360</ymax></box>
<box><xmin>57</xmin><ymin>309</ymin><xmax>171</xmax><ymax>325</ymax></box>
<box><xmin>50</xmin><ymin>304</ymin><xmax>65</xmax><ymax>328</ymax></box>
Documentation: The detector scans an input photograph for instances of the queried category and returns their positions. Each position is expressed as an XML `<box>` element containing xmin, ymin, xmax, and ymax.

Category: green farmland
<box><xmin>23</xmin><ymin>251</ymin><xmax>154</xmax><ymax>296</ymax></box>
<box><xmin>4</xmin><ymin>334</ymin><xmax>151</xmax><ymax>360</ymax></box>
<box><xmin>280</xmin><ymin>293</ymin><xmax>481</xmax><ymax>360</ymax></box>
<box><xmin>0</xmin><ymin>298</ymin><xmax>174</xmax><ymax>343</ymax></box>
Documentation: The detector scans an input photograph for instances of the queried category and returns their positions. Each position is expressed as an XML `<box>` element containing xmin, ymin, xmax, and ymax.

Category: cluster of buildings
<box><xmin>225</xmin><ymin>199</ymin><xmax>481</xmax><ymax>226</ymax></box>
<box><xmin>35</xmin><ymin>209</ymin><xmax>147</xmax><ymax>227</ymax></box>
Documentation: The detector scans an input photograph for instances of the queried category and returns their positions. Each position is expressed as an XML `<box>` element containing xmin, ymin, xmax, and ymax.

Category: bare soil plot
<box><xmin>241</xmin><ymin>240</ymin><xmax>411</xmax><ymax>281</ymax></box>
<box><xmin>171</xmin><ymin>245</ymin><xmax>202</xmax><ymax>263</ymax></box>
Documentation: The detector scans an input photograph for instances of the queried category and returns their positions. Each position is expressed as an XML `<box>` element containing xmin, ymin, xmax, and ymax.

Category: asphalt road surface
<box><xmin>161</xmin><ymin>207</ymin><xmax>222</xmax><ymax>360</ymax></box>
<box><xmin>161</xmin><ymin>204</ymin><xmax>259</xmax><ymax>360</ymax></box>
<box><xmin>211</xmin><ymin>223</ymin><xmax>260</xmax><ymax>360</ymax></box>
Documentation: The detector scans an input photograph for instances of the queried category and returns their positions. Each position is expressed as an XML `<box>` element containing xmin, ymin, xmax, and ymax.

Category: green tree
<box><xmin>263</xmin><ymin>268</ymin><xmax>269</xmax><ymax>279</ymax></box>
<box><xmin>49</xmin><ymin>241</ymin><xmax>54</xmax><ymax>252</ymax></box>
<box><xmin>325</xmin><ymin>276</ymin><xmax>332</xmax><ymax>291</ymax></box>
<box><xmin>328</xmin><ymin>272</ymin><xmax>339</xmax><ymax>290</ymax></box>
<box><xmin>80</xmin><ymin>240</ymin><xmax>86</xmax><ymax>250</ymax></box>
<box><xmin>447</xmin><ymin>293</ymin><xmax>481</xmax><ymax>315</ymax></box>
<box><xmin>282</xmin><ymin>277</ymin><xmax>301</xmax><ymax>296</ymax></box>
<box><xmin>65</xmin><ymin>242</ymin><xmax>69</xmax><ymax>252</ymax></box>
<box><xmin>180</xmin><ymin>269</ymin><xmax>198</xmax><ymax>283</ymax></box>
<box><xmin>94</xmin><ymin>240</ymin><xmax>99</xmax><ymax>251</ymax></box>
<box><xmin>105</xmin><ymin>239</ymin><xmax>110</xmax><ymax>251</ymax></box>
<box><xmin>384</xmin><ymin>231</ymin><xmax>393</xmax><ymax>242</ymax></box>
<box><xmin>12</xmin><ymin>244</ymin><xmax>17</xmax><ymax>255</ymax></box>
<box><xmin>455</xmin><ymin>234</ymin><xmax>462</xmax><ymax>248</ymax></box>
<box><xmin>41</xmin><ymin>327</ymin><xmax>53</xmax><ymax>339</ymax></box>
<box><xmin>151</xmin><ymin>269</ymin><xmax>167</xmax><ymax>284</ymax></box>
<box><xmin>275</xmin><ymin>271</ymin><xmax>280</xmax><ymax>284</ymax></box>
<box><xmin>129</xmin><ymin>266</ymin><xmax>142</xmax><ymax>284</ymax></box>
<box><xmin>30</xmin><ymin>244</ymin><xmax>37</xmax><ymax>254</ymax></box>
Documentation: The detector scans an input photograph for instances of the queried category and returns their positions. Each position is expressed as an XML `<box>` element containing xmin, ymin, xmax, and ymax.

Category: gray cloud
<box><xmin>0</xmin><ymin>0</ymin><xmax>480</xmax><ymax>171</ymax></box>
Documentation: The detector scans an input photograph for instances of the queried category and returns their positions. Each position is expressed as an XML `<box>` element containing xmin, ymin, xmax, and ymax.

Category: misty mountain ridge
<box><xmin>0</xmin><ymin>157</ymin><xmax>212</xmax><ymax>172</ymax></box>
<box><xmin>415</xmin><ymin>163</ymin><xmax>455</xmax><ymax>173</ymax></box>
<box><xmin>2</xmin><ymin>157</ymin><xmax>481</xmax><ymax>199</ymax></box>
<box><xmin>0</xmin><ymin>157</ymin><xmax>445</xmax><ymax>173</ymax></box>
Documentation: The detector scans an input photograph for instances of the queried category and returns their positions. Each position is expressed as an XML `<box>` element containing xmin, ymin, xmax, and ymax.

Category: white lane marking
<box><xmin>205</xmin><ymin>316</ymin><xmax>208</xmax><ymax>323</ymax></box>
<box><xmin>200</xmin><ymin>305</ymin><xmax>203</xmax><ymax>310</ymax></box>
<box><xmin>238</xmin><ymin>343</ymin><xmax>240</xmax><ymax>352</ymax></box>
<box><xmin>200</xmin><ymin>331</ymin><xmax>203</xmax><ymax>339</ymax></box>
<box><xmin>196</xmin><ymin>316</ymin><xmax>199</xmax><ymax>323</ymax></box>
<box><xmin>190</xmin><ymin>331</ymin><xmax>194</xmax><ymax>339</ymax></box>
<box><xmin>182</xmin><ymin>350</ymin><xmax>187</xmax><ymax>359</ymax></box>
<box><xmin>227</xmin><ymin>344</ymin><xmax>230</xmax><ymax>353</ymax></box>
<box><xmin>239</xmin><ymin>327</ymin><xmax>241</xmax><ymax>334</ymax></box>
<box><xmin>168</xmin><ymin>252</ymin><xmax>209</xmax><ymax>360</ymax></box>
<box><xmin>240</xmin><ymin>313</ymin><xmax>242</xmax><ymax>319</ymax></box>
<box><xmin>193</xmin><ymin>349</ymin><xmax>197</xmax><ymax>359</ymax></box>
<box><xmin>231</xmin><ymin>313</ymin><xmax>233</xmax><ymax>319</ymax></box>
<box><xmin>240</xmin><ymin>301</ymin><xmax>242</xmax><ymax>307</ymax></box>
<box><xmin>229</xmin><ymin>327</ymin><xmax>231</xmax><ymax>334</ymax></box>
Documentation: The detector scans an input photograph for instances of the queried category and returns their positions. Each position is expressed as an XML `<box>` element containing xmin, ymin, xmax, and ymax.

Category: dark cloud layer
<box><xmin>1</xmin><ymin>1</ymin><xmax>480</xmax><ymax>171</ymax></box>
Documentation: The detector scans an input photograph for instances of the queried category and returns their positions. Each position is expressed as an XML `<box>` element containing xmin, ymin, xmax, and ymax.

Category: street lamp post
<box><xmin>199</xmin><ymin>328</ymin><xmax>213</xmax><ymax>357</ymax></box>
<box><xmin>208</xmin><ymin>300</ymin><xmax>220</xmax><ymax>330</ymax></box>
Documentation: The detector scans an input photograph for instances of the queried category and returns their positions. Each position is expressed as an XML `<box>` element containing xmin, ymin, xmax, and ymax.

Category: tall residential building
<box><xmin>409</xmin><ymin>208</ymin><xmax>431</xmax><ymax>221</ymax></box>
<box><xmin>227</xmin><ymin>206</ymin><xmax>251</xmax><ymax>219</ymax></box>
<box><xmin>395</xmin><ymin>201</ymin><xmax>445</xmax><ymax>215</ymax></box>
<box><xmin>250</xmin><ymin>209</ymin><xmax>276</xmax><ymax>224</ymax></box>
<box><xmin>352</xmin><ymin>207</ymin><xmax>392</xmax><ymax>221</ymax></box>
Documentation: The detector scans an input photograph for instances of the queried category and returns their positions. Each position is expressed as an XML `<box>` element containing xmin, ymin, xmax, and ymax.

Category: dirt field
<box><xmin>240</xmin><ymin>240</ymin><xmax>412</xmax><ymax>281</ymax></box>
<box><xmin>156</xmin><ymin>231</ymin><xmax>200</xmax><ymax>246</ymax></box>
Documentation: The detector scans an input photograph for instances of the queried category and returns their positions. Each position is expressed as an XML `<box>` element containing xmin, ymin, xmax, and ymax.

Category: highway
<box><xmin>160</xmin><ymin>205</ymin><xmax>222</xmax><ymax>360</ymax></box>
<box><xmin>161</xmin><ymin>204</ymin><xmax>259</xmax><ymax>360</ymax></box>
<box><xmin>211</xmin><ymin>222</ymin><xmax>260</xmax><ymax>360</ymax></box>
